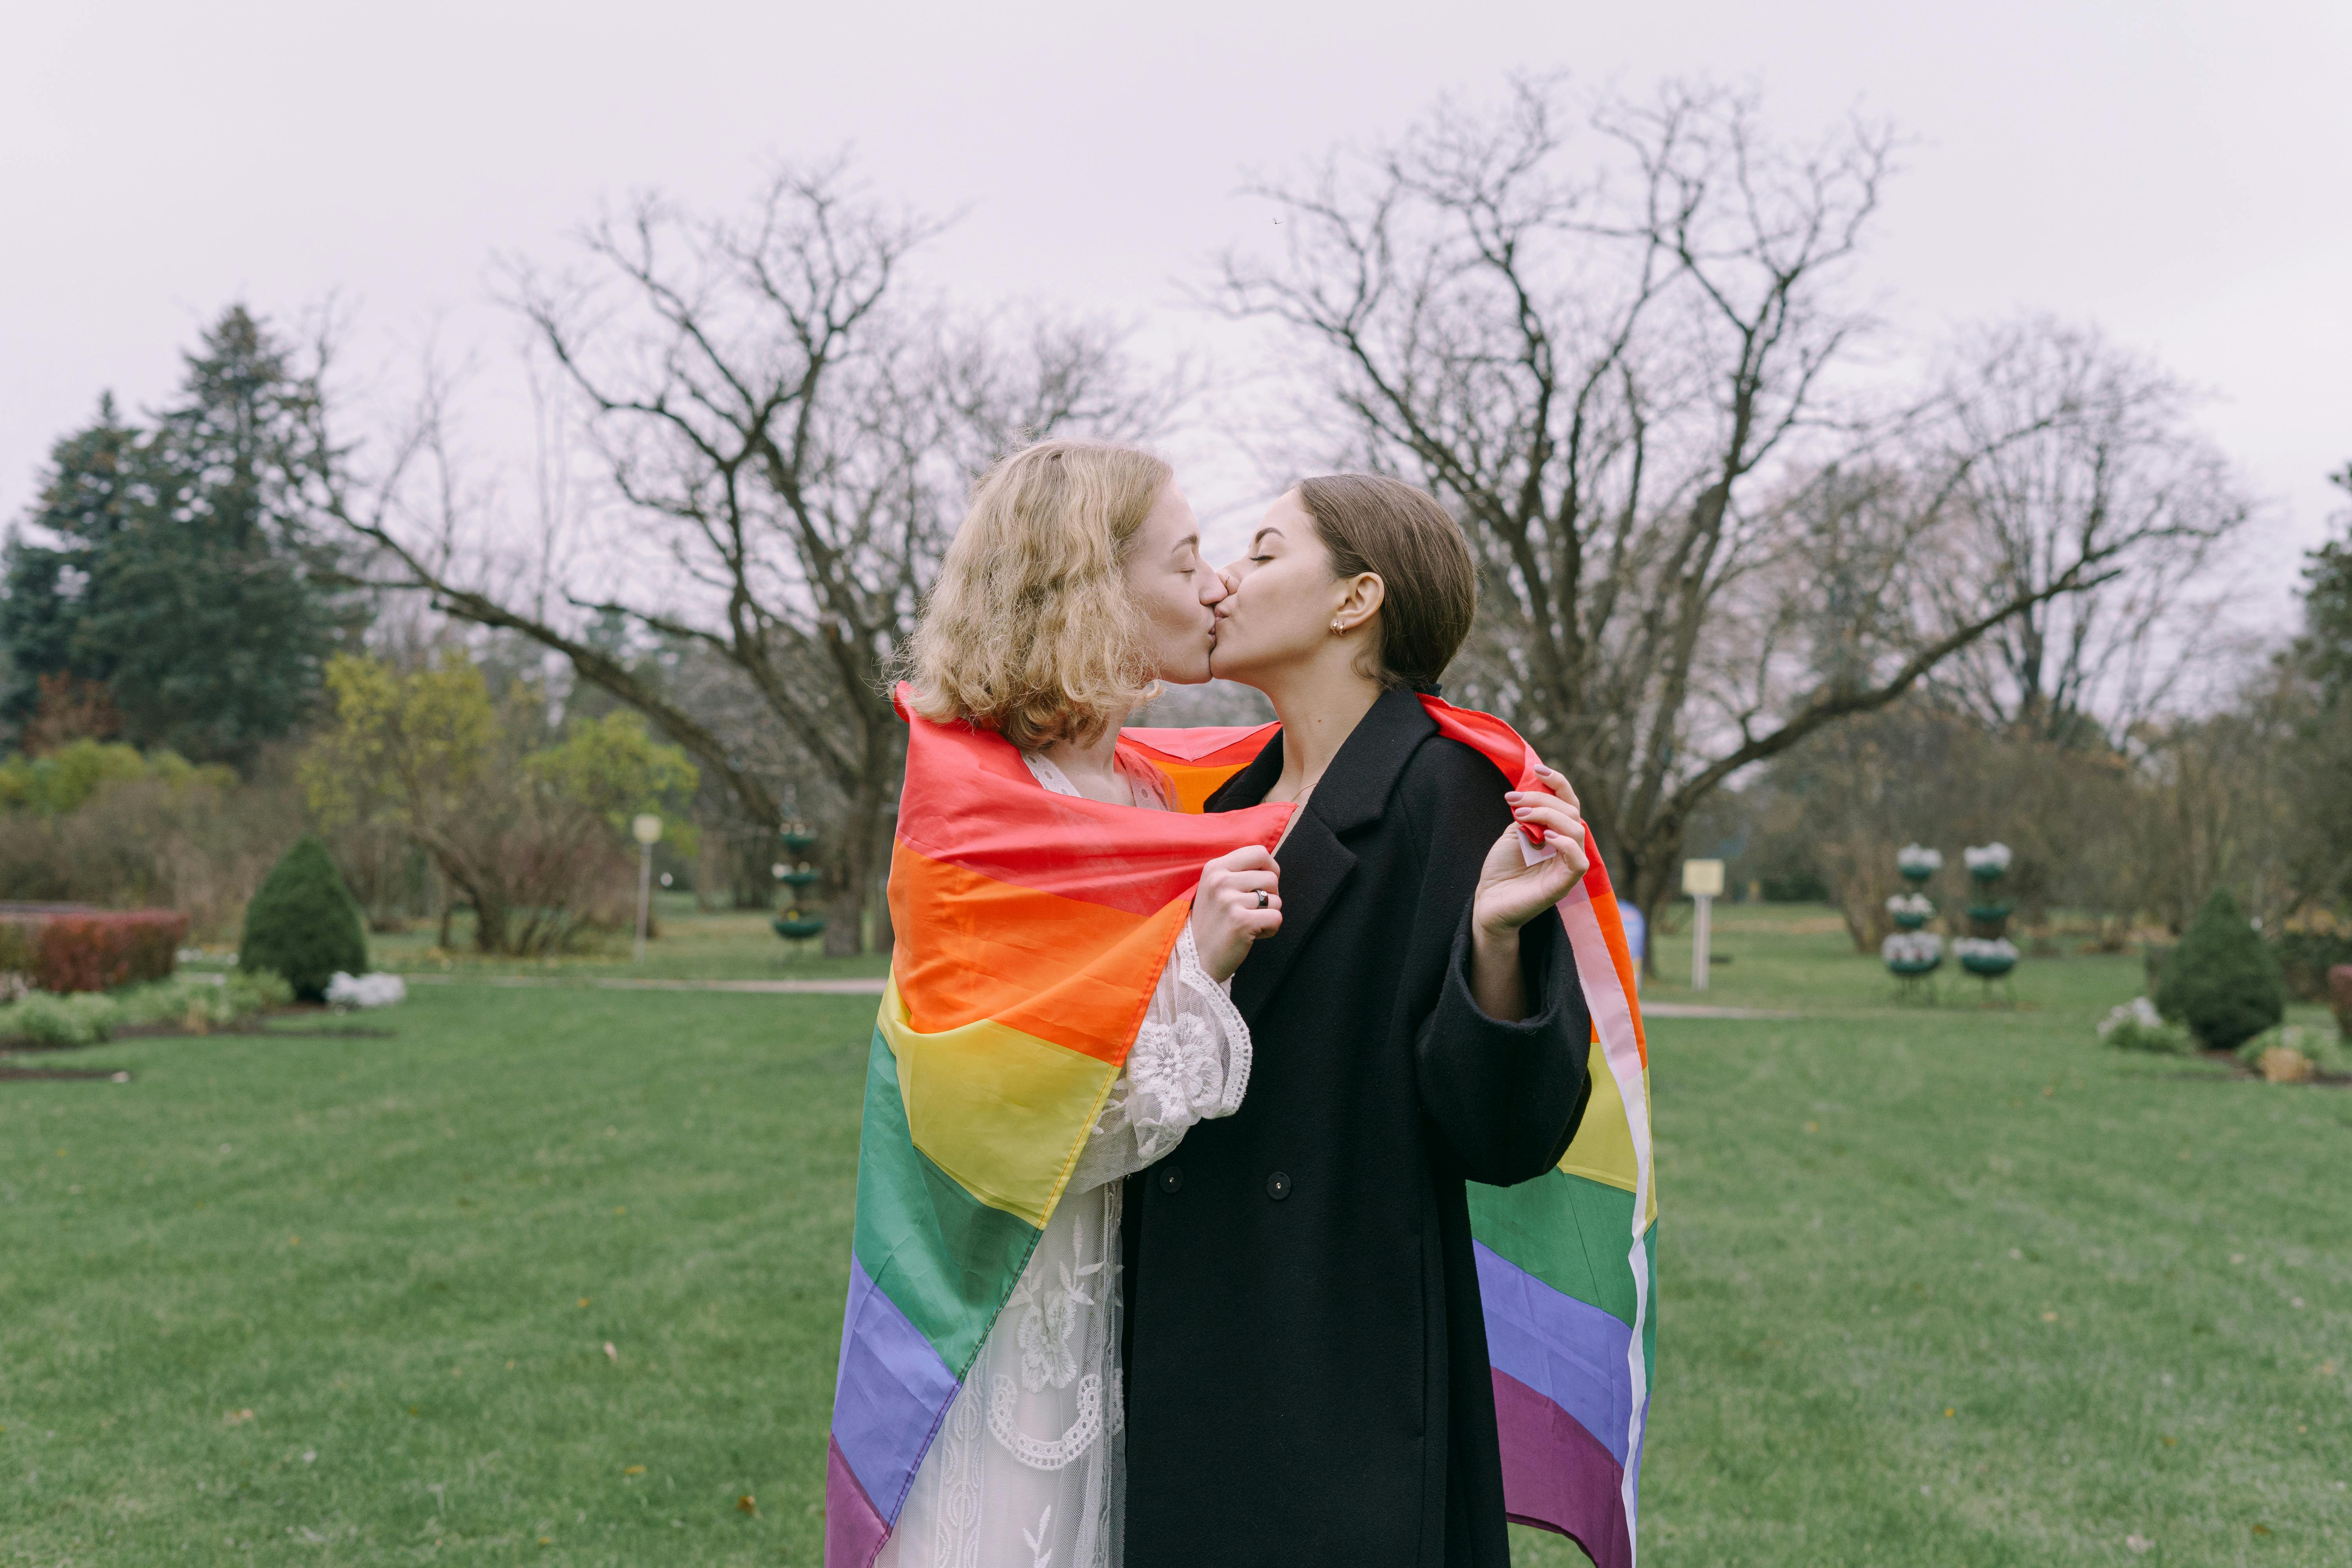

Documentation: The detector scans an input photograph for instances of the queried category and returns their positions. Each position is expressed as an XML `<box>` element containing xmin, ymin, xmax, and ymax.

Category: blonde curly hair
<box><xmin>904</xmin><ymin>439</ymin><xmax>1172</xmax><ymax>751</ymax></box>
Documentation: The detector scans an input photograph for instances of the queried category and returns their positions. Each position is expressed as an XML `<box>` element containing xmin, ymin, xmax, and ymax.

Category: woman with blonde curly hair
<box><xmin>876</xmin><ymin>439</ymin><xmax>1279</xmax><ymax>1568</ymax></box>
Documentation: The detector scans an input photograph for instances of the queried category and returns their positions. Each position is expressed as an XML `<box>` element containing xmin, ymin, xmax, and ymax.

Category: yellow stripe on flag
<box><xmin>879</xmin><ymin>976</ymin><xmax>1119</xmax><ymax>1229</ymax></box>
<box><xmin>1557</xmin><ymin>1036</ymin><xmax>1657</xmax><ymax>1227</ymax></box>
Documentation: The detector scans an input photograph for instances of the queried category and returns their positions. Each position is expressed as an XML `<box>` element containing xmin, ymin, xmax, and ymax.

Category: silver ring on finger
<box><xmin>1255</xmin><ymin>889</ymin><xmax>1269</xmax><ymax>909</ymax></box>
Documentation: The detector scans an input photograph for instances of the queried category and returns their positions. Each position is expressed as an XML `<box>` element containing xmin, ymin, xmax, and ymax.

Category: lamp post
<box><xmin>632</xmin><ymin>814</ymin><xmax>662</xmax><ymax>963</ymax></box>
<box><xmin>1683</xmin><ymin>858</ymin><xmax>1724</xmax><ymax>991</ymax></box>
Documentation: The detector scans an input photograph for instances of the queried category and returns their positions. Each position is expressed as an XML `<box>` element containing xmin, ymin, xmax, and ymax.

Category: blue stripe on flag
<box><xmin>1474</xmin><ymin>1240</ymin><xmax>1636</xmax><ymax>1466</ymax></box>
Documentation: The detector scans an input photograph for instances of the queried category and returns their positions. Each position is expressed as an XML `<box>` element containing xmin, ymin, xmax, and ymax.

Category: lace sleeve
<box><xmin>1066</xmin><ymin>922</ymin><xmax>1251</xmax><ymax>1193</ymax></box>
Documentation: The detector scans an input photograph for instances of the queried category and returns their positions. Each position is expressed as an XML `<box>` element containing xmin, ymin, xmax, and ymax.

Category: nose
<box><xmin>1199</xmin><ymin>565</ymin><xmax>1229</xmax><ymax>608</ymax></box>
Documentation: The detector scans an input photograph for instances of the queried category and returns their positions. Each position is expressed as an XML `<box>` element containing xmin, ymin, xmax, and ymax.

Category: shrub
<box><xmin>109</xmin><ymin>975</ymin><xmax>282</xmax><ymax>1030</ymax></box>
<box><xmin>2332</xmin><ymin>965</ymin><xmax>2352</xmax><ymax>1038</ymax></box>
<box><xmin>240</xmin><ymin>836</ymin><xmax>368</xmax><ymax>1002</ymax></box>
<box><xmin>2097</xmin><ymin>996</ymin><xmax>2195</xmax><ymax>1056</ymax></box>
<box><xmin>2271</xmin><ymin>931</ymin><xmax>2352</xmax><ymax>1003</ymax></box>
<box><xmin>2154</xmin><ymin>889</ymin><xmax>2285</xmax><ymax>1051</ymax></box>
<box><xmin>0</xmin><ymin>918</ymin><xmax>35</xmax><ymax>978</ymax></box>
<box><xmin>2234</xmin><ymin>1023</ymin><xmax>2350</xmax><ymax>1078</ymax></box>
<box><xmin>0</xmin><ymin>973</ymin><xmax>289</xmax><ymax>1046</ymax></box>
<box><xmin>0</xmin><ymin>990</ymin><xmax>119</xmax><ymax>1046</ymax></box>
<box><xmin>34</xmin><ymin>909</ymin><xmax>187</xmax><ymax>992</ymax></box>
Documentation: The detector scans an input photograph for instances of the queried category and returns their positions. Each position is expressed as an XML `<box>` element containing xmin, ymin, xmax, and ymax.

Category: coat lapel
<box><xmin>1229</xmin><ymin>808</ymin><xmax>1353</xmax><ymax>1021</ymax></box>
<box><xmin>1207</xmin><ymin>688</ymin><xmax>1438</xmax><ymax>1024</ymax></box>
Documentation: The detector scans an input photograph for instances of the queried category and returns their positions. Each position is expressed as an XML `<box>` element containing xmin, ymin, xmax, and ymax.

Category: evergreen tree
<box><xmin>240</xmin><ymin>835</ymin><xmax>369</xmax><ymax>1001</ymax></box>
<box><xmin>0</xmin><ymin>307</ymin><xmax>363</xmax><ymax>763</ymax></box>
<box><xmin>0</xmin><ymin>395</ymin><xmax>142</xmax><ymax>733</ymax></box>
<box><xmin>2156</xmin><ymin>887</ymin><xmax>2287</xmax><ymax>1050</ymax></box>
<box><xmin>2299</xmin><ymin>463</ymin><xmax>2352</xmax><ymax>703</ymax></box>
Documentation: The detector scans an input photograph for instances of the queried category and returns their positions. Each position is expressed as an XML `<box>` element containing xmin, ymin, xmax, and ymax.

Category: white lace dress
<box><xmin>877</xmin><ymin>750</ymin><xmax>1252</xmax><ymax>1568</ymax></box>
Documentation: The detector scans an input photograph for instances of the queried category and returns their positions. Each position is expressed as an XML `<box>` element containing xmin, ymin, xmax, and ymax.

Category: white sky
<box><xmin>6</xmin><ymin>0</ymin><xmax>2347</xmax><ymax>615</ymax></box>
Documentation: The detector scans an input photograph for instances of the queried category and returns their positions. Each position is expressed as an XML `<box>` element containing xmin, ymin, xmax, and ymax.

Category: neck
<box><xmin>1256</xmin><ymin>653</ymin><xmax>1385</xmax><ymax>803</ymax></box>
<box><xmin>1035</xmin><ymin>717</ymin><xmax>1132</xmax><ymax>805</ymax></box>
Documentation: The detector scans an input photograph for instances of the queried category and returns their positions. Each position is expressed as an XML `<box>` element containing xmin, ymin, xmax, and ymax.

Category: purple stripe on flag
<box><xmin>825</xmin><ymin>1435</ymin><xmax>891</xmax><ymax>1568</ymax></box>
<box><xmin>832</xmin><ymin>1252</ymin><xmax>959</xmax><ymax>1519</ymax></box>
<box><xmin>1474</xmin><ymin>1240</ymin><xmax>1635</xmax><ymax>1465</ymax></box>
<box><xmin>1493</xmin><ymin>1369</ymin><xmax>1632</xmax><ymax>1568</ymax></box>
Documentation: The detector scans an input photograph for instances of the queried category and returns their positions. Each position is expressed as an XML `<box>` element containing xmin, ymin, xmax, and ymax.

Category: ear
<box><xmin>1334</xmin><ymin>572</ymin><xmax>1385</xmax><ymax>633</ymax></box>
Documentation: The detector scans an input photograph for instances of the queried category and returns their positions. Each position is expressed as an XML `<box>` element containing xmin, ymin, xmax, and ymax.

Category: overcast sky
<box><xmin>6</xmin><ymin>0</ymin><xmax>2346</xmax><ymax>610</ymax></box>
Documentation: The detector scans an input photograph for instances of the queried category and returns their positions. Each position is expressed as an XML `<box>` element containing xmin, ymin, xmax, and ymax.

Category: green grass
<box><xmin>187</xmin><ymin>895</ymin><xmax>892</xmax><ymax>986</ymax></box>
<box><xmin>2</xmin><ymin>984</ymin><xmax>873</xmax><ymax>1564</ymax></box>
<box><xmin>8</xmin><ymin>907</ymin><xmax>2348</xmax><ymax>1564</ymax></box>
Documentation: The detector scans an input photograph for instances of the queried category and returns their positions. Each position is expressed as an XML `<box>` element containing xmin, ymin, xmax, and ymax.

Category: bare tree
<box><xmin>333</xmin><ymin>162</ymin><xmax>1173</xmax><ymax>952</ymax></box>
<box><xmin>1925</xmin><ymin>320</ymin><xmax>2251</xmax><ymax>745</ymax></box>
<box><xmin>1212</xmin><ymin>76</ymin><xmax>2241</xmax><ymax>947</ymax></box>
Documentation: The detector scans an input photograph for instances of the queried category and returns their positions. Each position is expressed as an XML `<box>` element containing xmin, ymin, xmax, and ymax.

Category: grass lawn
<box><xmin>6</xmin><ymin>906</ymin><xmax>2347</xmax><ymax>1564</ymax></box>
<box><xmin>351</xmin><ymin>895</ymin><xmax>891</xmax><ymax>986</ymax></box>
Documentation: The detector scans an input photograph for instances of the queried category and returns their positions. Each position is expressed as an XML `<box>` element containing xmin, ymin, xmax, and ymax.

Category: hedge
<box><xmin>0</xmin><ymin>908</ymin><xmax>187</xmax><ymax>994</ymax></box>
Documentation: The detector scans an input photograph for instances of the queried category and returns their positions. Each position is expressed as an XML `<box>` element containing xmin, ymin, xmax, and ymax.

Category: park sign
<box><xmin>1682</xmin><ymin>860</ymin><xmax>1724</xmax><ymax>991</ymax></box>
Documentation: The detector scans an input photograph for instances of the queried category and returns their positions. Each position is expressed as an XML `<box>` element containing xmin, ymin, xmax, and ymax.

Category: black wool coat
<box><xmin>1120</xmin><ymin>687</ymin><xmax>1595</xmax><ymax>1568</ymax></box>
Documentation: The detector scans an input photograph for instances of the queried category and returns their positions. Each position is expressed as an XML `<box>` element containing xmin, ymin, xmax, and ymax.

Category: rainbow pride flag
<box><xmin>826</xmin><ymin>690</ymin><xmax>1656</xmax><ymax>1568</ymax></box>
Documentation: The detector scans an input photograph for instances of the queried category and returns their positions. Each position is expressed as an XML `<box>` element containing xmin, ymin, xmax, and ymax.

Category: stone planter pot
<box><xmin>774</xmin><ymin>914</ymin><xmax>828</xmax><ymax>941</ymax></box>
<box><xmin>1892</xmin><ymin>911</ymin><xmax>1930</xmax><ymax>931</ymax></box>
<box><xmin>1960</xmin><ymin>952</ymin><xmax>2017</xmax><ymax>977</ymax></box>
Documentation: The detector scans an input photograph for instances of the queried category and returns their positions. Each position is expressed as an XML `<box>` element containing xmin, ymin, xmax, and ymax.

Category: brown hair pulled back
<box><xmin>1295</xmin><ymin>474</ymin><xmax>1477</xmax><ymax>692</ymax></box>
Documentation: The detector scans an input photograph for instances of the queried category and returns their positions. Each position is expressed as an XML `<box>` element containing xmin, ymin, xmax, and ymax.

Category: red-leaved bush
<box><xmin>0</xmin><ymin>909</ymin><xmax>187</xmax><ymax>993</ymax></box>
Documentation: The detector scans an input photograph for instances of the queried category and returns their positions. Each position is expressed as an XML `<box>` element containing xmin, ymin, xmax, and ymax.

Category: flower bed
<box><xmin>0</xmin><ymin>972</ymin><xmax>290</xmax><ymax>1049</ymax></box>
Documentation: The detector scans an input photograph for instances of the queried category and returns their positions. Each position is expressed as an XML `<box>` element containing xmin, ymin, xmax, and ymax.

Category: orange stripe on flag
<box><xmin>1142</xmin><ymin>760</ymin><xmax>1249</xmax><ymax>815</ymax></box>
<box><xmin>888</xmin><ymin>844</ymin><xmax>1190</xmax><ymax>1065</ymax></box>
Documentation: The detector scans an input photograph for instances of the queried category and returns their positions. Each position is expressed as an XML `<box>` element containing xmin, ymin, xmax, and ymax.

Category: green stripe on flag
<box><xmin>851</xmin><ymin>1029</ymin><xmax>1040</xmax><ymax>1374</ymax></box>
<box><xmin>1469</xmin><ymin>1167</ymin><xmax>1642</xmax><ymax>1329</ymax></box>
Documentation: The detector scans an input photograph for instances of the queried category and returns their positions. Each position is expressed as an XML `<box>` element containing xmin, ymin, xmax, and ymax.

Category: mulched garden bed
<box><xmin>2192</xmin><ymin>1047</ymin><xmax>2351</xmax><ymax>1087</ymax></box>
<box><xmin>1</xmin><ymin>1008</ymin><xmax>396</xmax><ymax>1057</ymax></box>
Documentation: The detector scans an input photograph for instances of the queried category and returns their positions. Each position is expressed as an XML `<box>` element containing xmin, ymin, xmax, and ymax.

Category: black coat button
<box><xmin>1158</xmin><ymin>1165</ymin><xmax>1183</xmax><ymax>1194</ymax></box>
<box><xmin>1266</xmin><ymin>1171</ymin><xmax>1291</xmax><ymax>1201</ymax></box>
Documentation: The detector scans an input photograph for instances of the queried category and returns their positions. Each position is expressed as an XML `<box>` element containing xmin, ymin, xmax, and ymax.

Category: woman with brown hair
<box><xmin>1117</xmin><ymin>475</ymin><xmax>1596</xmax><ymax>1567</ymax></box>
<box><xmin>876</xmin><ymin>439</ymin><xmax>1281</xmax><ymax>1568</ymax></box>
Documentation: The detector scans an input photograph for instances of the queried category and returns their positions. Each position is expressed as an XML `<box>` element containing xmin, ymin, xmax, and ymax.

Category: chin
<box><xmin>1207</xmin><ymin>654</ymin><xmax>1265</xmax><ymax>690</ymax></box>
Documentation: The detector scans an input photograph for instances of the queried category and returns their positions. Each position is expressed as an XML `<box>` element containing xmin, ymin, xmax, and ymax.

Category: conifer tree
<box><xmin>2156</xmin><ymin>887</ymin><xmax>2286</xmax><ymax>1050</ymax></box>
<box><xmin>240</xmin><ymin>835</ymin><xmax>368</xmax><ymax>1002</ymax></box>
<box><xmin>0</xmin><ymin>307</ymin><xmax>363</xmax><ymax>763</ymax></box>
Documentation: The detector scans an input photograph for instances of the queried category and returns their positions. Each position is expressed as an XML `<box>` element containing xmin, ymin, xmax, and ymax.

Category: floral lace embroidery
<box><xmin>1123</xmin><ymin>1013</ymin><xmax>1225</xmax><ymax>1162</ymax></box>
<box><xmin>1009</xmin><ymin>1213</ymin><xmax>1102</xmax><ymax>1392</ymax></box>
<box><xmin>1024</xmin><ymin>1506</ymin><xmax>1056</xmax><ymax>1568</ymax></box>
<box><xmin>989</xmin><ymin>1373</ymin><xmax>1104</xmax><ymax>1472</ymax></box>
